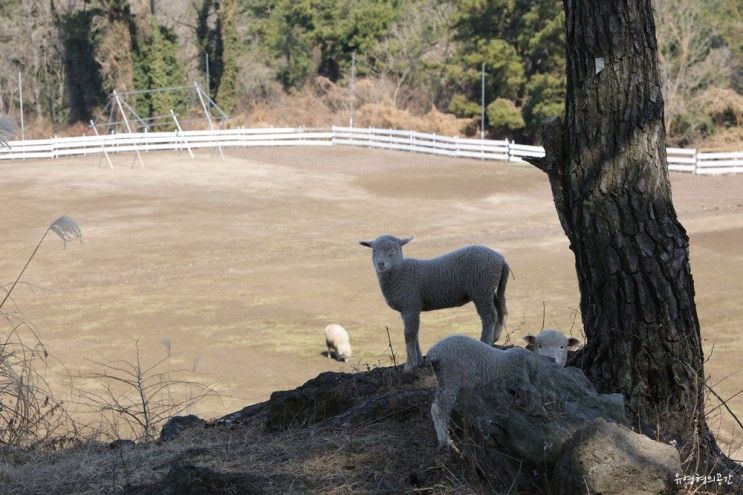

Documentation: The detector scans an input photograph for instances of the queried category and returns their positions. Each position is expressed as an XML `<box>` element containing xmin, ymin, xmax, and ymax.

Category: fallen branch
<box><xmin>705</xmin><ymin>383</ymin><xmax>743</xmax><ymax>432</ymax></box>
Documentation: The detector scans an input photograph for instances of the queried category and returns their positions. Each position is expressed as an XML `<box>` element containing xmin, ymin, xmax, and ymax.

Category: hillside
<box><xmin>2</xmin><ymin>360</ymin><xmax>739</xmax><ymax>494</ymax></box>
<box><xmin>1</xmin><ymin>366</ymin><xmax>464</xmax><ymax>494</ymax></box>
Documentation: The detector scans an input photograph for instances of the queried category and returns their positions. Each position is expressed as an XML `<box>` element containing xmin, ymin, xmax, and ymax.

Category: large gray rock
<box><xmin>159</xmin><ymin>414</ymin><xmax>207</xmax><ymax>442</ymax></box>
<box><xmin>553</xmin><ymin>418</ymin><xmax>681</xmax><ymax>495</ymax></box>
<box><xmin>452</xmin><ymin>349</ymin><xmax>627</xmax><ymax>465</ymax></box>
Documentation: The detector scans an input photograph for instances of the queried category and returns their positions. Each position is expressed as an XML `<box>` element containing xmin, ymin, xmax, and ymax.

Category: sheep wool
<box><xmin>324</xmin><ymin>324</ymin><xmax>353</xmax><ymax>362</ymax></box>
<box><xmin>360</xmin><ymin>235</ymin><xmax>509</xmax><ymax>371</ymax></box>
<box><xmin>427</xmin><ymin>334</ymin><xmax>525</xmax><ymax>448</ymax></box>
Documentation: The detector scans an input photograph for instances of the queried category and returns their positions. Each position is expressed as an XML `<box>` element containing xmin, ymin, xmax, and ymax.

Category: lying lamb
<box><xmin>324</xmin><ymin>324</ymin><xmax>353</xmax><ymax>362</ymax></box>
<box><xmin>360</xmin><ymin>235</ymin><xmax>509</xmax><ymax>371</ymax></box>
<box><xmin>523</xmin><ymin>329</ymin><xmax>579</xmax><ymax>367</ymax></box>
<box><xmin>427</xmin><ymin>334</ymin><xmax>523</xmax><ymax>448</ymax></box>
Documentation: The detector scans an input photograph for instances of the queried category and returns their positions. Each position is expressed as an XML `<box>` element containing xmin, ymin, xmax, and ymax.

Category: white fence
<box><xmin>1</xmin><ymin>126</ymin><xmax>741</xmax><ymax>174</ymax></box>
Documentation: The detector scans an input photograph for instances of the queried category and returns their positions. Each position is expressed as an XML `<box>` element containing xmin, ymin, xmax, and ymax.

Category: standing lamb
<box><xmin>324</xmin><ymin>324</ymin><xmax>353</xmax><ymax>362</ymax></box>
<box><xmin>427</xmin><ymin>334</ymin><xmax>524</xmax><ymax>448</ymax></box>
<box><xmin>359</xmin><ymin>235</ymin><xmax>509</xmax><ymax>371</ymax></box>
<box><xmin>523</xmin><ymin>329</ymin><xmax>579</xmax><ymax>367</ymax></box>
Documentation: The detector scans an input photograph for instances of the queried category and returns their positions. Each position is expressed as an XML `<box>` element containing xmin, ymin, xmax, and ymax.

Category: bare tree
<box><xmin>367</xmin><ymin>0</ymin><xmax>454</xmax><ymax>109</ymax></box>
<box><xmin>76</xmin><ymin>342</ymin><xmax>212</xmax><ymax>441</ymax></box>
<box><xmin>655</xmin><ymin>0</ymin><xmax>733</xmax><ymax>144</ymax></box>
<box><xmin>0</xmin><ymin>1</ymin><xmax>66</xmax><ymax>128</ymax></box>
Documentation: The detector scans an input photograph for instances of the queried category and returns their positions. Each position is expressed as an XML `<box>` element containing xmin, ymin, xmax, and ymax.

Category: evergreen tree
<box><xmin>216</xmin><ymin>0</ymin><xmax>239</xmax><ymax>114</ymax></box>
<box><xmin>448</xmin><ymin>0</ymin><xmax>565</xmax><ymax>140</ymax></box>
<box><xmin>132</xmin><ymin>20</ymin><xmax>186</xmax><ymax>128</ymax></box>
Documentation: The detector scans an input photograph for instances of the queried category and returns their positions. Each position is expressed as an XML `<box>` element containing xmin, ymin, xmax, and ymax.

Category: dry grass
<box><xmin>0</xmin><ymin>313</ymin><xmax>72</xmax><ymax>449</ymax></box>
<box><xmin>0</xmin><ymin>366</ymin><xmax>483</xmax><ymax>494</ymax></box>
<box><xmin>0</xmin><ymin>352</ymin><xmax>738</xmax><ymax>494</ymax></box>
<box><xmin>0</xmin><ymin>216</ymin><xmax>84</xmax><ymax>448</ymax></box>
<box><xmin>228</xmin><ymin>76</ymin><xmax>473</xmax><ymax>136</ymax></box>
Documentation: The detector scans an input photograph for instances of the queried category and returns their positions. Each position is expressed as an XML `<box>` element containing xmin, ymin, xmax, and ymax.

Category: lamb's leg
<box><xmin>402</xmin><ymin>311</ymin><xmax>421</xmax><ymax>372</ymax></box>
<box><xmin>475</xmin><ymin>299</ymin><xmax>497</xmax><ymax>345</ymax></box>
<box><xmin>431</xmin><ymin>385</ymin><xmax>458</xmax><ymax>449</ymax></box>
<box><xmin>493</xmin><ymin>266</ymin><xmax>509</xmax><ymax>342</ymax></box>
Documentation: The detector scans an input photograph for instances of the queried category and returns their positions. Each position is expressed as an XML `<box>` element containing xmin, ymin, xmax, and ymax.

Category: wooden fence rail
<box><xmin>1</xmin><ymin>126</ymin><xmax>740</xmax><ymax>174</ymax></box>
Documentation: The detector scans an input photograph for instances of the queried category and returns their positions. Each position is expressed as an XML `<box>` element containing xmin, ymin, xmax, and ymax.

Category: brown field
<box><xmin>1</xmin><ymin>147</ymin><xmax>741</xmax><ymax>454</ymax></box>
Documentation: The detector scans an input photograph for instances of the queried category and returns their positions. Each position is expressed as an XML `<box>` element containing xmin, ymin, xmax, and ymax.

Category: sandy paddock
<box><xmin>1</xmin><ymin>146</ymin><xmax>741</xmax><ymax>452</ymax></box>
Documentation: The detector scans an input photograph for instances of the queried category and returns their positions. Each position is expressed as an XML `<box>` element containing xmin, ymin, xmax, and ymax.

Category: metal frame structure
<box><xmin>90</xmin><ymin>83</ymin><xmax>228</xmax><ymax>168</ymax></box>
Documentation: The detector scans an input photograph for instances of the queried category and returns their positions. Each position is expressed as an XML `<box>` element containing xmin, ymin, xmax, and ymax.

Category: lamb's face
<box><xmin>524</xmin><ymin>329</ymin><xmax>579</xmax><ymax>367</ymax></box>
<box><xmin>359</xmin><ymin>235</ymin><xmax>412</xmax><ymax>273</ymax></box>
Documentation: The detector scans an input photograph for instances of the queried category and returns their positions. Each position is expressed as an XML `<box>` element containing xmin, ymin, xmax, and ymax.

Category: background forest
<box><xmin>0</xmin><ymin>0</ymin><xmax>741</xmax><ymax>146</ymax></box>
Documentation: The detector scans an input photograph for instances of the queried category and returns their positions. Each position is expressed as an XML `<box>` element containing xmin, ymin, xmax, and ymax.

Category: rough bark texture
<box><xmin>528</xmin><ymin>0</ymin><xmax>711</xmax><ymax>450</ymax></box>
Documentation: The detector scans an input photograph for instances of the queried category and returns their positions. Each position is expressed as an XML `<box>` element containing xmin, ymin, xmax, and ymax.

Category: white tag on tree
<box><xmin>595</xmin><ymin>57</ymin><xmax>605</xmax><ymax>74</ymax></box>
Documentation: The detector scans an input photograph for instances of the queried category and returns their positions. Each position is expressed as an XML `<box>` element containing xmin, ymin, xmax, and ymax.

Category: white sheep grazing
<box><xmin>523</xmin><ymin>329</ymin><xmax>579</xmax><ymax>367</ymax></box>
<box><xmin>360</xmin><ymin>235</ymin><xmax>509</xmax><ymax>371</ymax></box>
<box><xmin>427</xmin><ymin>334</ymin><xmax>524</xmax><ymax>448</ymax></box>
<box><xmin>324</xmin><ymin>324</ymin><xmax>353</xmax><ymax>362</ymax></box>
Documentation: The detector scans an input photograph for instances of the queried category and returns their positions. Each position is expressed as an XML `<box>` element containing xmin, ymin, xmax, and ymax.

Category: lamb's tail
<box><xmin>494</xmin><ymin>263</ymin><xmax>509</xmax><ymax>340</ymax></box>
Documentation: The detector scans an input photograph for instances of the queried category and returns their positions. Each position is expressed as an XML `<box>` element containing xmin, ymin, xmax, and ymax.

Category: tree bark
<box><xmin>527</xmin><ymin>0</ymin><xmax>721</xmax><ymax>459</ymax></box>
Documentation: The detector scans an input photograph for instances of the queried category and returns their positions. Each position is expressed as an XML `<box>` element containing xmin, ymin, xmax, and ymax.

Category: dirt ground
<box><xmin>1</xmin><ymin>146</ymin><xmax>741</xmax><ymax>454</ymax></box>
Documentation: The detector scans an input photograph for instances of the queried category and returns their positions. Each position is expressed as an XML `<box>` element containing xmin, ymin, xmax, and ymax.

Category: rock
<box><xmin>215</xmin><ymin>401</ymin><xmax>268</xmax><ymax>427</ymax></box>
<box><xmin>553</xmin><ymin>418</ymin><xmax>681</xmax><ymax>495</ymax></box>
<box><xmin>159</xmin><ymin>415</ymin><xmax>207</xmax><ymax>442</ymax></box>
<box><xmin>265</xmin><ymin>366</ymin><xmax>416</xmax><ymax>431</ymax></box>
<box><xmin>108</xmin><ymin>439</ymin><xmax>135</xmax><ymax>450</ymax></box>
<box><xmin>128</xmin><ymin>463</ymin><xmax>277</xmax><ymax>495</ymax></box>
<box><xmin>321</xmin><ymin>388</ymin><xmax>431</xmax><ymax>427</ymax></box>
<box><xmin>452</xmin><ymin>349</ymin><xmax>627</xmax><ymax>465</ymax></box>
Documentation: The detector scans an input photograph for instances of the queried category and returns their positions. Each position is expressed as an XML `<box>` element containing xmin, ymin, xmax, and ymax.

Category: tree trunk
<box><xmin>527</xmin><ymin>0</ymin><xmax>722</xmax><ymax>460</ymax></box>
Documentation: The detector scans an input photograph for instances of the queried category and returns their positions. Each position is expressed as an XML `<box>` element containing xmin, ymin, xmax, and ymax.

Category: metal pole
<box><xmin>90</xmin><ymin>119</ymin><xmax>113</xmax><ymax>169</ymax></box>
<box><xmin>171</xmin><ymin>109</ymin><xmax>194</xmax><ymax>159</ymax></box>
<box><xmin>205</xmin><ymin>53</ymin><xmax>210</xmax><ymax>100</ymax></box>
<box><xmin>195</xmin><ymin>82</ymin><xmax>224</xmax><ymax>159</ymax></box>
<box><xmin>481</xmin><ymin>62</ymin><xmax>485</xmax><ymax>140</ymax></box>
<box><xmin>113</xmin><ymin>90</ymin><xmax>145</xmax><ymax>169</ymax></box>
<box><xmin>18</xmin><ymin>71</ymin><xmax>24</xmax><ymax>140</ymax></box>
<box><xmin>350</xmin><ymin>52</ymin><xmax>356</xmax><ymax>129</ymax></box>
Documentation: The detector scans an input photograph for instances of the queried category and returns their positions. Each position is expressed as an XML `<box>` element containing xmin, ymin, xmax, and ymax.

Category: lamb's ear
<box><xmin>359</xmin><ymin>240</ymin><xmax>373</xmax><ymax>248</ymax></box>
<box><xmin>567</xmin><ymin>337</ymin><xmax>580</xmax><ymax>348</ymax></box>
<box><xmin>523</xmin><ymin>335</ymin><xmax>536</xmax><ymax>346</ymax></box>
<box><xmin>398</xmin><ymin>237</ymin><xmax>413</xmax><ymax>246</ymax></box>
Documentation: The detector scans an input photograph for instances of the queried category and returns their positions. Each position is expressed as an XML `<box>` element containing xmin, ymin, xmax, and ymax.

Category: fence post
<box><xmin>368</xmin><ymin>127</ymin><xmax>372</xmax><ymax>149</ymax></box>
<box><xmin>506</xmin><ymin>138</ymin><xmax>511</xmax><ymax>162</ymax></box>
<box><xmin>693</xmin><ymin>148</ymin><xmax>699</xmax><ymax>175</ymax></box>
<box><xmin>52</xmin><ymin>135</ymin><xmax>58</xmax><ymax>159</ymax></box>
